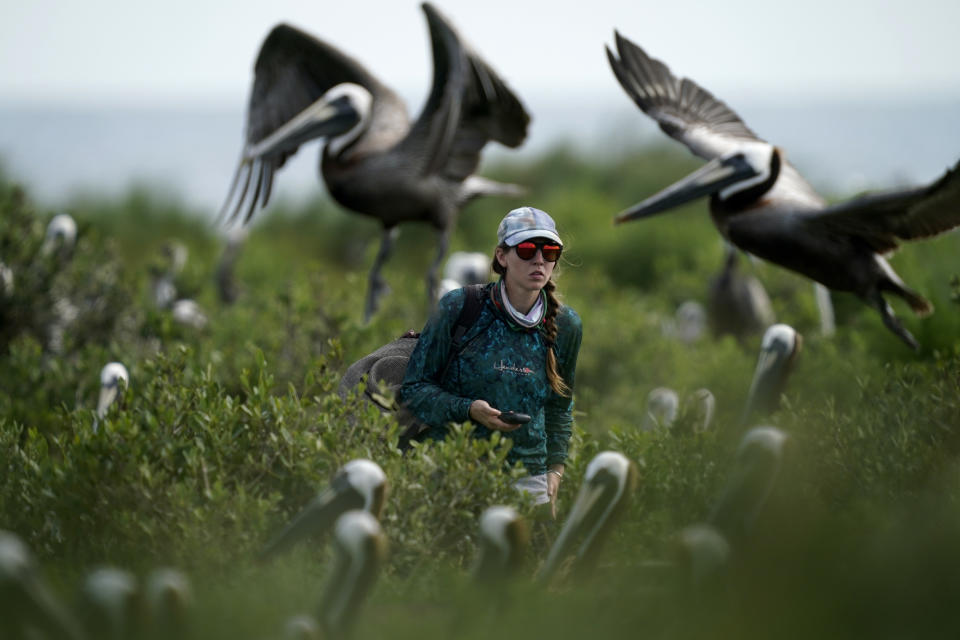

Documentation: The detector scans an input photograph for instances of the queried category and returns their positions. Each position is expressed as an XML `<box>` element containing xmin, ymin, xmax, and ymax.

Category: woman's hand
<box><xmin>546</xmin><ymin>464</ymin><xmax>564</xmax><ymax>519</ymax></box>
<box><xmin>469</xmin><ymin>399</ymin><xmax>522</xmax><ymax>432</ymax></box>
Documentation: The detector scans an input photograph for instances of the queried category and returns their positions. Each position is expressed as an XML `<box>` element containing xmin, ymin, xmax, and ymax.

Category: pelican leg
<box><xmin>364</xmin><ymin>227</ymin><xmax>400</xmax><ymax>322</ymax></box>
<box><xmin>871</xmin><ymin>291</ymin><xmax>919</xmax><ymax>351</ymax></box>
<box><xmin>425</xmin><ymin>226</ymin><xmax>452</xmax><ymax>310</ymax></box>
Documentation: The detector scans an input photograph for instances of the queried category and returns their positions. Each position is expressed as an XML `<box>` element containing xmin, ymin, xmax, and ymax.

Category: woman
<box><xmin>399</xmin><ymin>207</ymin><xmax>582</xmax><ymax>517</ymax></box>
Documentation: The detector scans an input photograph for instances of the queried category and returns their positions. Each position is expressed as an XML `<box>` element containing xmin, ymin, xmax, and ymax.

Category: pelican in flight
<box><xmin>260</xmin><ymin>459</ymin><xmax>387</xmax><ymax>560</ymax></box>
<box><xmin>607</xmin><ymin>33</ymin><xmax>960</xmax><ymax>349</ymax></box>
<box><xmin>221</xmin><ymin>3</ymin><xmax>530</xmax><ymax>320</ymax></box>
<box><xmin>538</xmin><ymin>451</ymin><xmax>638</xmax><ymax>582</ymax></box>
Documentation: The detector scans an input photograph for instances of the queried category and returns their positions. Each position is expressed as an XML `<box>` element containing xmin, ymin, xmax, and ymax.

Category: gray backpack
<box><xmin>337</xmin><ymin>284</ymin><xmax>485</xmax><ymax>447</ymax></box>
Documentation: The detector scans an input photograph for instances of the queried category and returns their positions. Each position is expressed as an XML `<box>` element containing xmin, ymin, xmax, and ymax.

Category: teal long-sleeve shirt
<box><xmin>399</xmin><ymin>283</ymin><xmax>582</xmax><ymax>476</ymax></box>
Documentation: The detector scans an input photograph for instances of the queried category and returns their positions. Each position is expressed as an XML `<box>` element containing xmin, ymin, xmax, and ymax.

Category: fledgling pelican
<box><xmin>221</xmin><ymin>3</ymin><xmax>530</xmax><ymax>321</ymax></box>
<box><xmin>79</xmin><ymin>567</ymin><xmax>144</xmax><ymax>640</ymax></box>
<box><xmin>741</xmin><ymin>324</ymin><xmax>801</xmax><ymax>425</ymax></box>
<box><xmin>537</xmin><ymin>451</ymin><xmax>638</xmax><ymax>582</ymax></box>
<box><xmin>215</xmin><ymin>227</ymin><xmax>248</xmax><ymax>304</ymax></box>
<box><xmin>0</xmin><ymin>261</ymin><xmax>13</xmax><ymax>297</ymax></box>
<box><xmin>96</xmin><ymin>362</ymin><xmax>129</xmax><ymax>428</ymax></box>
<box><xmin>41</xmin><ymin>213</ymin><xmax>77</xmax><ymax>260</ymax></box>
<box><xmin>260</xmin><ymin>459</ymin><xmax>387</xmax><ymax>560</ymax></box>
<box><xmin>472</xmin><ymin>505</ymin><xmax>529</xmax><ymax>584</ymax></box>
<box><xmin>318</xmin><ymin>510</ymin><xmax>387</xmax><ymax>640</ymax></box>
<box><xmin>685</xmin><ymin>388</ymin><xmax>716</xmax><ymax>433</ymax></box>
<box><xmin>0</xmin><ymin>530</ymin><xmax>84</xmax><ymax>640</ymax></box>
<box><xmin>672</xmin><ymin>523</ymin><xmax>731</xmax><ymax>589</ymax></box>
<box><xmin>708</xmin><ymin>426</ymin><xmax>788</xmax><ymax>546</ymax></box>
<box><xmin>607</xmin><ymin>34</ymin><xmax>960</xmax><ymax>350</ymax></box>
<box><xmin>171</xmin><ymin>299</ymin><xmax>208</xmax><ymax>330</ymax></box>
<box><xmin>144</xmin><ymin>567</ymin><xmax>192</xmax><ymax>638</ymax></box>
<box><xmin>642</xmin><ymin>387</ymin><xmax>679</xmax><ymax>431</ymax></box>
<box><xmin>708</xmin><ymin>248</ymin><xmax>775</xmax><ymax>340</ymax></box>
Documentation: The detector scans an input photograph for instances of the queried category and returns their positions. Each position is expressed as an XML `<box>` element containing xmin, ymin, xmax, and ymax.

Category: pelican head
<box><xmin>0</xmin><ymin>530</ymin><xmax>83</xmax><ymax>640</ymax></box>
<box><xmin>0</xmin><ymin>262</ymin><xmax>13</xmax><ymax>297</ymax></box>
<box><xmin>741</xmin><ymin>323</ymin><xmax>802</xmax><ymax>424</ymax></box>
<box><xmin>538</xmin><ymin>451</ymin><xmax>638</xmax><ymax>582</ymax></box>
<box><xmin>443</xmin><ymin>251</ymin><xmax>491</xmax><ymax>286</ymax></box>
<box><xmin>708</xmin><ymin>426</ymin><xmax>788</xmax><ymax>544</ymax></box>
<box><xmin>42</xmin><ymin>213</ymin><xmax>77</xmax><ymax>258</ymax></box>
<box><xmin>80</xmin><ymin>567</ymin><xmax>145</xmax><ymax>640</ymax></box>
<box><xmin>259</xmin><ymin>459</ymin><xmax>387</xmax><ymax>560</ymax></box>
<box><xmin>642</xmin><ymin>387</ymin><xmax>679</xmax><ymax>431</ymax></box>
<box><xmin>171</xmin><ymin>299</ymin><xmax>208</xmax><ymax>330</ymax></box>
<box><xmin>145</xmin><ymin>567</ymin><xmax>192</xmax><ymax>635</ymax></box>
<box><xmin>615</xmin><ymin>143</ymin><xmax>779</xmax><ymax>224</ymax></box>
<box><xmin>686</xmin><ymin>388</ymin><xmax>716</xmax><ymax>433</ymax></box>
<box><xmin>673</xmin><ymin>523</ymin><xmax>731</xmax><ymax>588</ymax></box>
<box><xmin>319</xmin><ymin>510</ymin><xmax>387</xmax><ymax>640</ymax></box>
<box><xmin>248</xmin><ymin>82</ymin><xmax>372</xmax><ymax>160</ymax></box>
<box><xmin>472</xmin><ymin>505</ymin><xmax>529</xmax><ymax>584</ymax></box>
<box><xmin>97</xmin><ymin>362</ymin><xmax>130</xmax><ymax>422</ymax></box>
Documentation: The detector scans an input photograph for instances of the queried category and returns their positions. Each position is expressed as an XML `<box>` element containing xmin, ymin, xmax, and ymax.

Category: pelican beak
<box><xmin>246</xmin><ymin>92</ymin><xmax>360</xmax><ymax>158</ymax></box>
<box><xmin>614</xmin><ymin>153</ymin><xmax>758</xmax><ymax>224</ymax></box>
<box><xmin>537</xmin><ymin>480</ymin><xmax>607</xmax><ymax>581</ymax></box>
<box><xmin>259</xmin><ymin>481</ymin><xmax>364</xmax><ymax>561</ymax></box>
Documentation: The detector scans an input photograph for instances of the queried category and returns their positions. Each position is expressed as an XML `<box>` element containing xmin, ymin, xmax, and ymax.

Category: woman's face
<box><xmin>495</xmin><ymin>238</ymin><xmax>557</xmax><ymax>296</ymax></box>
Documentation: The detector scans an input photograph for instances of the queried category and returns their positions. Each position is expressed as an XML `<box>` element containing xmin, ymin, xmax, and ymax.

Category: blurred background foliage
<box><xmin>1</xmin><ymin>145</ymin><xmax>960</xmax><ymax>638</ymax></box>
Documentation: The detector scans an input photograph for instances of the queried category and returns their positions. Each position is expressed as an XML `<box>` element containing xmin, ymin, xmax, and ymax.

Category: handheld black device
<box><xmin>499</xmin><ymin>411</ymin><xmax>531</xmax><ymax>425</ymax></box>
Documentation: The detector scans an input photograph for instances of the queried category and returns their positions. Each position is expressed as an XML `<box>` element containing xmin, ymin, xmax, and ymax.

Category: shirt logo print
<box><xmin>495</xmin><ymin>360</ymin><xmax>534</xmax><ymax>375</ymax></box>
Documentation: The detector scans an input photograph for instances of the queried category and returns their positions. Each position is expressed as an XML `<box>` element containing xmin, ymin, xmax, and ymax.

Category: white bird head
<box><xmin>41</xmin><ymin>213</ymin><xmax>77</xmax><ymax>258</ymax></box>
<box><xmin>642</xmin><ymin>387</ymin><xmax>679</xmax><ymax>431</ymax></box>
<box><xmin>259</xmin><ymin>459</ymin><xmax>388</xmax><ymax>560</ymax></box>
<box><xmin>97</xmin><ymin>362</ymin><xmax>130</xmax><ymax>421</ymax></box>
<box><xmin>171</xmin><ymin>299</ymin><xmax>208</xmax><ymax>330</ymax></box>
<box><xmin>473</xmin><ymin>505</ymin><xmax>529</xmax><ymax>584</ymax></box>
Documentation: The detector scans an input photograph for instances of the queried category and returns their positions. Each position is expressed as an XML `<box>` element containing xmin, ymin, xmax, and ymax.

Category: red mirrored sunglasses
<box><xmin>513</xmin><ymin>240</ymin><xmax>562</xmax><ymax>262</ymax></box>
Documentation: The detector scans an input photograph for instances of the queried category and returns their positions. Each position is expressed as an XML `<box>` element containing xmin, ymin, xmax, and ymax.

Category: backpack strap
<box><xmin>440</xmin><ymin>283</ymin><xmax>485</xmax><ymax>378</ymax></box>
<box><xmin>400</xmin><ymin>284</ymin><xmax>486</xmax><ymax>449</ymax></box>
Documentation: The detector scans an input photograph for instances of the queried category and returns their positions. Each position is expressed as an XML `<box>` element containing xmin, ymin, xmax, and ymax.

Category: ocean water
<box><xmin>1</xmin><ymin>97</ymin><xmax>958</xmax><ymax>218</ymax></box>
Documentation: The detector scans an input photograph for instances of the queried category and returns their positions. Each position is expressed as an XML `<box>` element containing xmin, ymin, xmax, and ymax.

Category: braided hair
<box><xmin>492</xmin><ymin>250</ymin><xmax>571</xmax><ymax>396</ymax></box>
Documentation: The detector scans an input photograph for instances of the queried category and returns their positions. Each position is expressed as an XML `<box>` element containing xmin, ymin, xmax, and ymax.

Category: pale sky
<box><xmin>3</xmin><ymin>0</ymin><xmax>960</xmax><ymax>107</ymax></box>
<box><xmin>1</xmin><ymin>0</ymin><xmax>958</xmax><ymax>211</ymax></box>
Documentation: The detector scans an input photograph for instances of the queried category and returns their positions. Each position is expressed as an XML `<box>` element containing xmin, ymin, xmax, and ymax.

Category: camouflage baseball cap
<box><xmin>497</xmin><ymin>207</ymin><xmax>562</xmax><ymax>247</ymax></box>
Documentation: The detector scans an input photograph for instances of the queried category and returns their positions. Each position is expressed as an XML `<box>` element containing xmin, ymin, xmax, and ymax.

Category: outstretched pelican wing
<box><xmin>398</xmin><ymin>2</ymin><xmax>530</xmax><ymax>181</ymax></box>
<box><xmin>812</xmin><ymin>160</ymin><xmax>960</xmax><ymax>253</ymax></box>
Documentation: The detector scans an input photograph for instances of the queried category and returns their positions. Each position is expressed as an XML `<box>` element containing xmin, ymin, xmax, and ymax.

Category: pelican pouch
<box><xmin>337</xmin><ymin>284</ymin><xmax>485</xmax><ymax>450</ymax></box>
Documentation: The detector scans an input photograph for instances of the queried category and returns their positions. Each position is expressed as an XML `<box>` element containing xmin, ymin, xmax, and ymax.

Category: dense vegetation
<box><xmin>2</xmin><ymin>146</ymin><xmax>959</xmax><ymax>638</ymax></box>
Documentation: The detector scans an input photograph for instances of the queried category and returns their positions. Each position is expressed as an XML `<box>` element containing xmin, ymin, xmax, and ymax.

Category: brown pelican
<box><xmin>607</xmin><ymin>34</ymin><xmax>960</xmax><ymax>350</ymax></box>
<box><xmin>684</xmin><ymin>388</ymin><xmax>716</xmax><ymax>433</ymax></box>
<box><xmin>708</xmin><ymin>426</ymin><xmax>788</xmax><ymax>547</ymax></box>
<box><xmin>708</xmin><ymin>248</ymin><xmax>775</xmax><ymax>340</ymax></box>
<box><xmin>472</xmin><ymin>505</ymin><xmax>529</xmax><ymax>584</ymax></box>
<box><xmin>144</xmin><ymin>567</ymin><xmax>192</xmax><ymax>638</ymax></box>
<box><xmin>672</xmin><ymin>523</ymin><xmax>731</xmax><ymax>589</ymax></box>
<box><xmin>215</xmin><ymin>227</ymin><xmax>247</xmax><ymax>304</ymax></box>
<box><xmin>663</xmin><ymin>300</ymin><xmax>707</xmax><ymax>344</ymax></box>
<box><xmin>221</xmin><ymin>3</ymin><xmax>530</xmax><ymax>320</ymax></box>
<box><xmin>0</xmin><ymin>261</ymin><xmax>13</xmax><ymax>297</ymax></box>
<box><xmin>171</xmin><ymin>298</ymin><xmax>208</xmax><ymax>330</ymax></box>
<box><xmin>741</xmin><ymin>324</ymin><xmax>801</xmax><ymax>425</ymax></box>
<box><xmin>0</xmin><ymin>530</ymin><xmax>84</xmax><ymax>640</ymax></box>
<box><xmin>79</xmin><ymin>567</ymin><xmax>144</xmax><ymax>640</ymax></box>
<box><xmin>537</xmin><ymin>451</ymin><xmax>638</xmax><ymax>582</ymax></box>
<box><xmin>318</xmin><ymin>510</ymin><xmax>387</xmax><ymax>640</ymax></box>
<box><xmin>41</xmin><ymin>213</ymin><xmax>77</xmax><ymax>260</ymax></box>
<box><xmin>260</xmin><ymin>459</ymin><xmax>387</xmax><ymax>560</ymax></box>
<box><xmin>642</xmin><ymin>387</ymin><xmax>679</xmax><ymax>431</ymax></box>
<box><xmin>95</xmin><ymin>361</ymin><xmax>129</xmax><ymax>430</ymax></box>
